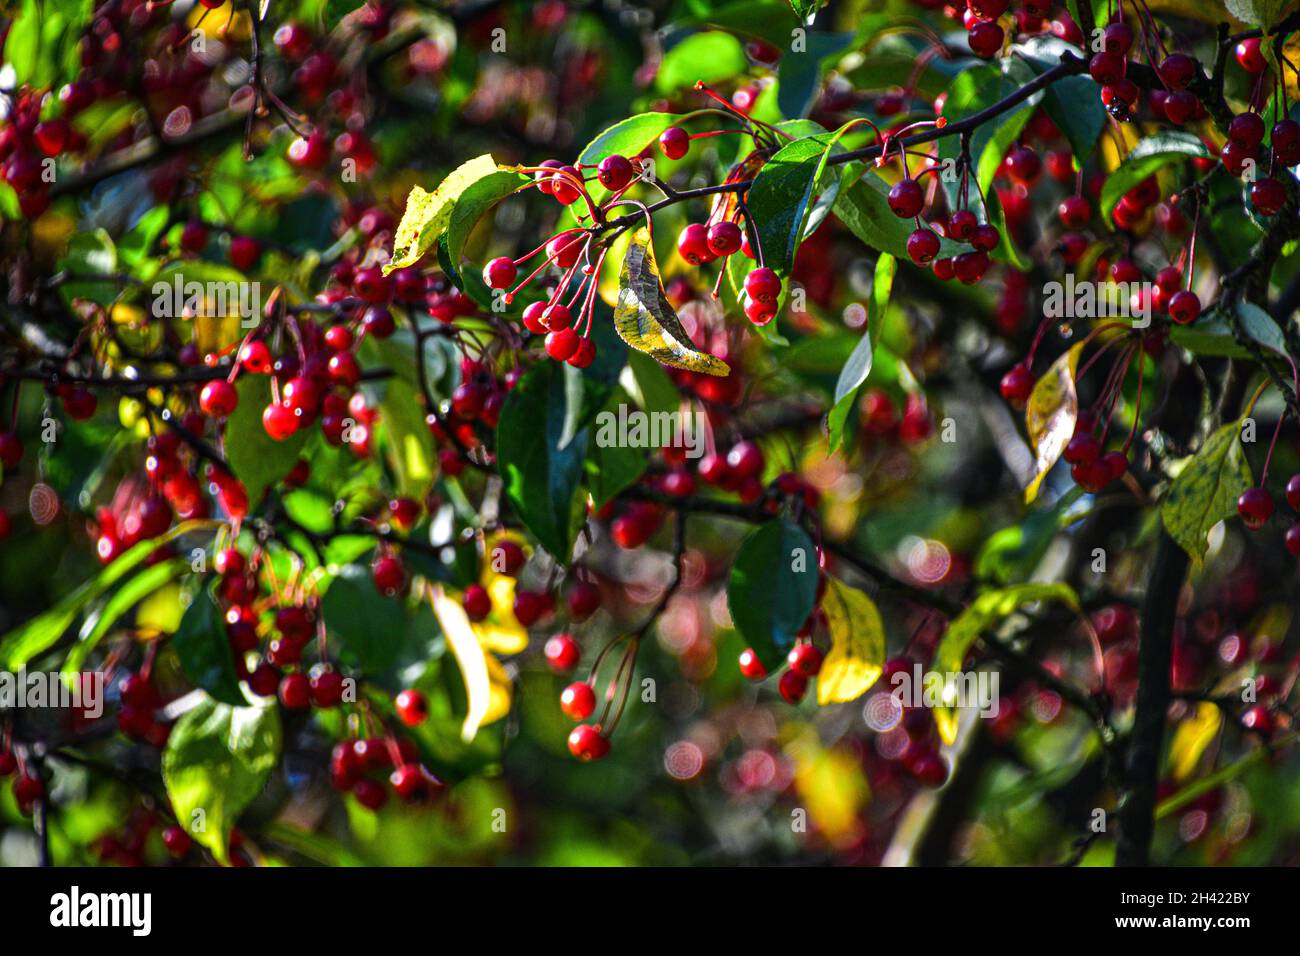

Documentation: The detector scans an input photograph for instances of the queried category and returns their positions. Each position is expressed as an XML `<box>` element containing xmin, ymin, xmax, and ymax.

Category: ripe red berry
<box><xmin>1250</xmin><ymin>177</ymin><xmax>1286</xmax><ymax>216</ymax></box>
<box><xmin>1102</xmin><ymin>21</ymin><xmax>1133</xmax><ymax>54</ymax></box>
<box><xmin>1220</xmin><ymin>140</ymin><xmax>1258</xmax><ymax>176</ymax></box>
<box><xmin>483</xmin><ymin>256</ymin><xmax>517</xmax><ymax>289</ymax></box>
<box><xmin>744</xmin><ymin>267</ymin><xmax>782</xmax><ymax>304</ymax></box>
<box><xmin>310</xmin><ymin>669</ymin><xmax>345</xmax><ymax>708</ymax></box>
<box><xmin>0</xmin><ymin>749</ymin><xmax>15</xmax><ymax>776</ymax></box>
<box><xmin>180</xmin><ymin>221</ymin><xmax>209</xmax><ymax>254</ymax></box>
<box><xmin>1235</xmin><ymin>38</ymin><xmax>1266</xmax><ymax>74</ymax></box>
<box><xmin>372</xmin><ymin>554</ymin><xmax>406</xmax><ymax>594</ymax></box>
<box><xmin>1272</xmin><ymin>119</ymin><xmax>1300</xmax><ymax>165</ymax></box>
<box><xmin>1241</xmin><ymin>704</ymin><xmax>1274</xmax><ymax>735</ymax></box>
<box><xmin>353</xmin><ymin>266</ymin><xmax>391</xmax><ymax>304</ymax></box>
<box><xmin>14</xmin><ymin>774</ymin><xmax>45</xmax><ymax>809</ymax></box>
<box><xmin>953</xmin><ymin>250</ymin><xmax>989</xmax><ymax>284</ymax></box>
<box><xmin>1287</xmin><ymin>474</ymin><xmax>1300</xmax><ymax>511</ymax></box>
<box><xmin>778</xmin><ymin>669</ymin><xmax>808</xmax><ymax>703</ymax></box>
<box><xmin>567</xmin><ymin>723</ymin><xmax>610</xmax><ymax>760</ymax></box>
<box><xmin>162</xmin><ymin>825</ymin><xmax>193</xmax><ymax>858</ymax></box>
<box><xmin>907</xmin><ymin>227</ymin><xmax>940</xmax><ymax>264</ymax></box>
<box><xmin>566</xmin><ymin>580</ymin><xmax>601</xmax><ymax>620</ymax></box>
<box><xmin>1089</xmin><ymin>51</ymin><xmax>1126</xmax><ymax>85</ymax></box>
<box><xmin>514</xmin><ymin>589</ymin><xmax>550</xmax><ymax>627</ymax></box>
<box><xmin>999</xmin><ymin>364</ymin><xmax>1035</xmax><ymax>408</ymax></box>
<box><xmin>677</xmin><ymin>223</ymin><xmax>714</xmax><ymax>265</ymax></box>
<box><xmin>1163</xmin><ymin>91</ymin><xmax>1197</xmax><ymax>125</ymax></box>
<box><xmin>787</xmin><ymin>642</ymin><xmax>824</xmax><ymax>678</ymax></box>
<box><xmin>706</xmin><ymin>220</ymin><xmax>742</xmax><ymax>257</ymax></box>
<box><xmin>278</xmin><ymin>672</ymin><xmax>311</xmax><ymax>709</ymax></box>
<box><xmin>908</xmin><ymin>749</ymin><xmax>949</xmax><ymax>787</ymax></box>
<box><xmin>967</xmin><ymin>19</ymin><xmax>1003</xmax><ymax>58</ymax></box>
<box><xmin>1064</xmin><ymin>431</ymin><xmax>1101</xmax><ymax>466</ymax></box>
<box><xmin>462</xmin><ymin>583</ymin><xmax>492</xmax><ymax>621</ymax></box>
<box><xmin>659</xmin><ymin>126</ymin><xmax>689</xmax><ymax>160</ymax></box>
<box><xmin>238</xmin><ymin>339</ymin><xmax>273</xmax><ymax>374</ymax></box>
<box><xmin>1229</xmin><ymin>112</ymin><xmax>1265</xmax><ymax>148</ymax></box>
<box><xmin>395</xmin><ymin>688</ymin><xmax>429</xmax><ymax>726</ymax></box>
<box><xmin>545</xmin><ymin>328</ymin><xmax>580</xmax><ymax>362</ymax></box>
<box><xmin>1004</xmin><ymin>145</ymin><xmax>1041</xmax><ymax>185</ymax></box>
<box><xmin>738</xmin><ymin>647</ymin><xmax>768</xmax><ymax>680</ymax></box>
<box><xmin>544</xmin><ymin>633</ymin><xmax>580</xmax><ymax>672</ymax></box>
<box><xmin>550</xmin><ymin>165</ymin><xmax>582</xmax><ymax>204</ymax></box>
<box><xmin>970</xmin><ymin>223</ymin><xmax>1000</xmax><ymax>252</ymax></box>
<box><xmin>744</xmin><ymin>296</ymin><xmax>777</xmax><ymax>325</ymax></box>
<box><xmin>353</xmin><ymin>778</ymin><xmax>388</xmax><ymax>810</ymax></box>
<box><xmin>262</xmin><ymin>402</ymin><xmax>298</xmax><ymax>441</ymax></box>
<box><xmin>1237</xmin><ymin>487</ymin><xmax>1273</xmax><ymax>529</ymax></box>
<box><xmin>1158</xmin><ymin>53</ymin><xmax>1197</xmax><ymax>90</ymax></box>
<box><xmin>229</xmin><ymin>236</ymin><xmax>261</xmax><ymax>271</ymax></box>
<box><xmin>887</xmin><ymin>178</ymin><xmax>925</xmax><ymax>218</ymax></box>
<box><xmin>1167</xmin><ymin>290</ymin><xmax>1201</xmax><ymax>325</ymax></box>
<box><xmin>560</xmin><ymin>681</ymin><xmax>596</xmax><ymax>720</ymax></box>
<box><xmin>1285</xmin><ymin>525</ymin><xmax>1300</xmax><ymax>556</ymax></box>
<box><xmin>287</xmin><ymin>131</ymin><xmax>329</xmax><ymax>170</ymax></box>
<box><xmin>390</xmin><ymin>764</ymin><xmax>431</xmax><ymax>802</ymax></box>
<box><xmin>1058</xmin><ymin>195</ymin><xmax>1090</xmax><ymax>229</ymax></box>
<box><xmin>596</xmin><ymin>154</ymin><xmax>635</xmax><ymax>191</ymax></box>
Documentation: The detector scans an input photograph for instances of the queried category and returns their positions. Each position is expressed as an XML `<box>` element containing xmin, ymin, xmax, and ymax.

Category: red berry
<box><xmin>967</xmin><ymin>19</ymin><xmax>1003</xmax><ymax>58</ymax></box>
<box><xmin>1089</xmin><ymin>51</ymin><xmax>1126</xmax><ymax>85</ymax></box>
<box><xmin>514</xmin><ymin>589</ymin><xmax>549</xmax><ymax>627</ymax></box>
<box><xmin>310</xmin><ymin>669</ymin><xmax>345</xmax><ymax>708</ymax></box>
<box><xmin>999</xmin><ymin>364</ymin><xmax>1035</xmax><ymax>408</ymax></box>
<box><xmin>778</xmin><ymin>669</ymin><xmax>808</xmax><ymax>703</ymax></box>
<box><xmin>1229</xmin><ymin>112</ymin><xmax>1265</xmax><ymax>148</ymax></box>
<box><xmin>462</xmin><ymin>583</ymin><xmax>492</xmax><ymax>620</ymax></box>
<box><xmin>229</xmin><ymin>236</ymin><xmax>261</xmax><ymax>271</ymax></box>
<box><xmin>947</xmin><ymin>209</ymin><xmax>977</xmax><ymax>240</ymax></box>
<box><xmin>395</xmin><ymin>688</ymin><xmax>428</xmax><ymax>726</ymax></box>
<box><xmin>560</xmin><ymin>682</ymin><xmax>596</xmax><ymax>720</ymax></box>
<box><xmin>887</xmin><ymin>178</ymin><xmax>925</xmax><ymax>218</ymax></box>
<box><xmin>1286</xmin><ymin>474</ymin><xmax>1300</xmax><ymax>511</ymax></box>
<box><xmin>1241</xmin><ymin>704</ymin><xmax>1274</xmax><ymax>735</ymax></box>
<box><xmin>677</xmin><ymin>223</ymin><xmax>714</xmax><ymax>265</ymax></box>
<box><xmin>596</xmin><ymin>154</ymin><xmax>635</xmax><ymax>191</ymax></box>
<box><xmin>548</xmin><ymin>232</ymin><xmax>584</xmax><ymax>269</ymax></box>
<box><xmin>1102</xmin><ymin>21</ymin><xmax>1133</xmax><ymax>54</ymax></box>
<box><xmin>567</xmin><ymin>581</ymin><xmax>601</xmax><ymax>619</ymax></box>
<box><xmin>1064</xmin><ymin>431</ymin><xmax>1101</xmax><ymax>465</ymax></box>
<box><xmin>239</xmin><ymin>340</ymin><xmax>273</xmax><ymax>374</ymax></box>
<box><xmin>353</xmin><ymin>266</ymin><xmax>391</xmax><ymax>304</ymax></box>
<box><xmin>372</xmin><ymin>554</ymin><xmax>406</xmax><ymax>594</ymax></box>
<box><xmin>483</xmin><ymin>256</ymin><xmax>517</xmax><ymax>289</ymax></box>
<box><xmin>262</xmin><ymin>402</ymin><xmax>299</xmax><ymax>441</ymax></box>
<box><xmin>953</xmin><ymin>249</ymin><xmax>989</xmax><ymax>284</ymax></box>
<box><xmin>1285</xmin><ymin>525</ymin><xmax>1300</xmax><ymax>556</ymax></box>
<box><xmin>1250</xmin><ymin>177</ymin><xmax>1286</xmax><ymax>216</ymax></box>
<box><xmin>1237</xmin><ymin>487</ymin><xmax>1273</xmax><ymax>529</ymax></box>
<box><xmin>545</xmin><ymin>328</ymin><xmax>580</xmax><ymax>362</ymax></box>
<box><xmin>544</xmin><ymin>633</ymin><xmax>580</xmax><ymax>672</ymax></box>
<box><xmin>353</xmin><ymin>778</ymin><xmax>388</xmax><ymax>810</ymax></box>
<box><xmin>907</xmin><ymin>227</ymin><xmax>940</xmax><ymax>264</ymax></box>
<box><xmin>278</xmin><ymin>672</ymin><xmax>311</xmax><ymax>709</ymax></box>
<box><xmin>1273</xmin><ymin>119</ymin><xmax>1300</xmax><ymax>165</ymax></box>
<box><xmin>659</xmin><ymin>126</ymin><xmax>689</xmax><ymax>160</ymax></box>
<box><xmin>1004</xmin><ymin>145</ymin><xmax>1041</xmax><ymax>185</ymax></box>
<box><xmin>1158</xmin><ymin>53</ymin><xmax>1197</xmax><ymax>90</ymax></box>
<box><xmin>744</xmin><ymin>267</ymin><xmax>782</xmax><ymax>304</ymax></box>
<box><xmin>787</xmin><ymin>642</ymin><xmax>824</xmax><ymax>678</ymax></box>
<box><xmin>970</xmin><ymin>223</ymin><xmax>1000</xmax><ymax>252</ymax></box>
<box><xmin>738</xmin><ymin>647</ymin><xmax>768</xmax><ymax>680</ymax></box>
<box><xmin>706</xmin><ymin>220</ymin><xmax>742</xmax><ymax>257</ymax></box>
<box><xmin>567</xmin><ymin>723</ymin><xmax>610</xmax><ymax>760</ymax></box>
<box><xmin>1235</xmin><ymin>38</ymin><xmax>1266</xmax><ymax>74</ymax></box>
<box><xmin>1058</xmin><ymin>195</ymin><xmax>1090</xmax><ymax>229</ymax></box>
<box><xmin>1163</xmin><ymin>91</ymin><xmax>1197</xmax><ymax>125</ymax></box>
<box><xmin>390</xmin><ymin>764</ymin><xmax>430</xmax><ymax>802</ymax></box>
<box><xmin>162</xmin><ymin>825</ymin><xmax>193</xmax><ymax>858</ymax></box>
<box><xmin>1167</xmin><ymin>290</ymin><xmax>1201</xmax><ymax>325</ymax></box>
<box><xmin>908</xmin><ymin>750</ymin><xmax>949</xmax><ymax>787</ymax></box>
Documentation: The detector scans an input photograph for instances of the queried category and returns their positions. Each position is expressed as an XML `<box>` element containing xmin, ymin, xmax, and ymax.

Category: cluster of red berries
<box><xmin>329</xmin><ymin>735</ymin><xmax>443</xmax><ymax>808</ymax></box>
<box><xmin>893</xmin><ymin>167</ymin><xmax>999</xmax><ymax>283</ymax></box>
<box><xmin>1237</xmin><ymin>475</ymin><xmax>1300</xmax><ymax>557</ymax></box>
<box><xmin>90</xmin><ymin>807</ymin><xmax>197</xmax><ymax>865</ymax></box>
<box><xmin>859</xmin><ymin>388</ymin><xmax>935</xmax><ymax>447</ymax></box>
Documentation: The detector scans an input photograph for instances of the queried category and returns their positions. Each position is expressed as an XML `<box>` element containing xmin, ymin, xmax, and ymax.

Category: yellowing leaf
<box><xmin>430</xmin><ymin>586</ymin><xmax>494</xmax><ymax>742</ymax></box>
<box><xmin>792</xmin><ymin>742</ymin><xmax>869</xmax><ymax>847</ymax></box>
<box><xmin>135</xmin><ymin>582</ymin><xmax>186</xmax><ymax>635</ymax></box>
<box><xmin>613</xmin><ymin>227</ymin><xmax>731</xmax><ymax>377</ymax></box>
<box><xmin>1168</xmin><ymin>702</ymin><xmax>1223</xmax><ymax>782</ymax></box>
<box><xmin>817</xmin><ymin>578</ymin><xmax>884</xmax><ymax>705</ymax></box>
<box><xmin>932</xmin><ymin>582</ymin><xmax>1080</xmax><ymax>745</ymax></box>
<box><xmin>1024</xmin><ymin>342</ymin><xmax>1083</xmax><ymax>503</ymax></box>
<box><xmin>1161</xmin><ymin>419</ymin><xmax>1253</xmax><ymax>568</ymax></box>
<box><xmin>479</xmin><ymin>574</ymin><xmax>529</xmax><ymax>654</ymax></box>
<box><xmin>386</xmin><ymin>154</ymin><xmax>499</xmax><ymax>274</ymax></box>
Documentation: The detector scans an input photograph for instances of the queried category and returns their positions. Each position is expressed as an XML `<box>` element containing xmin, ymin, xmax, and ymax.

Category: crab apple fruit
<box><xmin>522</xmin><ymin>301</ymin><xmax>548</xmax><ymax>334</ymax></box>
<box><xmin>229</xmin><ymin>236</ymin><xmax>261</xmax><ymax>271</ymax></box>
<box><xmin>545</xmin><ymin>328</ymin><xmax>580</xmax><ymax>362</ymax></box>
<box><xmin>1167</xmin><ymin>290</ymin><xmax>1201</xmax><ymax>325</ymax></box>
<box><xmin>907</xmin><ymin>227</ymin><xmax>940</xmax><ymax>264</ymax></box>
<box><xmin>1250</xmin><ymin>177</ymin><xmax>1287</xmax><ymax>216</ymax></box>
<box><xmin>1229</xmin><ymin>112</ymin><xmax>1265</xmax><ymax>148</ymax></box>
<box><xmin>999</xmin><ymin>364</ymin><xmax>1035</xmax><ymax>408</ymax></box>
<box><xmin>180</xmin><ymin>221</ymin><xmax>209</xmax><ymax>254</ymax></box>
<box><xmin>567</xmin><ymin>581</ymin><xmax>601</xmax><ymax>619</ymax></box>
<box><xmin>1287</xmin><ymin>474</ymin><xmax>1300</xmax><ymax>511</ymax></box>
<box><xmin>1058</xmin><ymin>195</ymin><xmax>1090</xmax><ymax>229</ymax></box>
<box><xmin>744</xmin><ymin>267</ymin><xmax>782</xmax><ymax>304</ymax></box>
<box><xmin>1220</xmin><ymin>140</ymin><xmax>1257</xmax><ymax>176</ymax></box>
<box><xmin>908</xmin><ymin>750</ymin><xmax>949</xmax><ymax>787</ymax></box>
<box><xmin>371</xmin><ymin>554</ymin><xmax>406</xmax><ymax>594</ymax></box>
<box><xmin>738</xmin><ymin>647</ymin><xmax>768</xmax><ymax>680</ymax></box>
<box><xmin>778</xmin><ymin>669</ymin><xmax>808</xmax><ymax>703</ymax></box>
<box><xmin>970</xmin><ymin>223</ymin><xmax>1000</xmax><ymax>252</ymax></box>
<box><xmin>953</xmin><ymin>250</ymin><xmax>989</xmax><ymax>284</ymax></box>
<box><xmin>1102</xmin><ymin>21</ymin><xmax>1133</xmax><ymax>54</ymax></box>
<box><xmin>1089</xmin><ymin>51</ymin><xmax>1126</xmax><ymax>85</ymax></box>
<box><xmin>548</xmin><ymin>232</ymin><xmax>584</xmax><ymax>269</ymax></box>
<box><xmin>677</xmin><ymin>223</ymin><xmax>714</xmax><ymax>265</ymax></box>
<box><xmin>744</xmin><ymin>296</ymin><xmax>778</xmax><ymax>325</ymax></box>
<box><xmin>239</xmin><ymin>340</ymin><xmax>273</xmax><ymax>374</ymax></box>
<box><xmin>1241</xmin><ymin>704</ymin><xmax>1274</xmax><ymax>736</ymax></box>
<box><xmin>568</xmin><ymin>724</ymin><xmax>610</xmax><ymax>760</ymax></box>
<box><xmin>514</xmin><ymin>589</ymin><xmax>550</xmax><ymax>627</ymax></box>
<box><xmin>310</xmin><ymin>669</ymin><xmax>345</xmax><ymax>708</ymax></box>
<box><xmin>560</xmin><ymin>682</ymin><xmax>597</xmax><ymax>720</ymax></box>
<box><xmin>1101</xmin><ymin>451</ymin><xmax>1128</xmax><ymax>483</ymax></box>
<box><xmin>567</xmin><ymin>336</ymin><xmax>596</xmax><ymax>368</ymax></box>
<box><xmin>887</xmin><ymin>178</ymin><xmax>925</xmax><ymax>218</ymax></box>
<box><xmin>967</xmin><ymin>20</ymin><xmax>1003</xmax><ymax>58</ymax></box>
<box><xmin>947</xmin><ymin>209</ymin><xmax>977</xmax><ymax>241</ymax></box>
<box><xmin>463</xmin><ymin>583</ymin><xmax>492</xmax><ymax>621</ymax></box>
<box><xmin>544</xmin><ymin>633</ymin><xmax>580</xmax><ymax>672</ymax></box>
<box><xmin>352</xmin><ymin>778</ymin><xmax>387</xmax><ymax>810</ymax></box>
<box><xmin>14</xmin><ymin>774</ymin><xmax>45</xmax><ymax>809</ymax></box>
<box><xmin>1236</xmin><ymin>38</ymin><xmax>1266</xmax><ymax>73</ymax></box>
<box><xmin>1237</xmin><ymin>487</ymin><xmax>1273</xmax><ymax>529</ymax></box>
<box><xmin>395</xmin><ymin>689</ymin><xmax>428</xmax><ymax>727</ymax></box>
<box><xmin>1285</xmin><ymin>525</ymin><xmax>1300</xmax><ymax>556</ymax></box>
<box><xmin>787</xmin><ymin>642</ymin><xmax>824</xmax><ymax>678</ymax></box>
<box><xmin>659</xmin><ymin>126</ymin><xmax>689</xmax><ymax>160</ymax></box>
<box><xmin>706</xmin><ymin>221</ymin><xmax>742</xmax><ymax>257</ymax></box>
<box><xmin>1004</xmin><ymin>145</ymin><xmax>1041</xmax><ymax>185</ymax></box>
<box><xmin>550</xmin><ymin>165</ymin><xmax>582</xmax><ymax>204</ymax></box>
<box><xmin>1159</xmin><ymin>53</ymin><xmax>1197</xmax><ymax>90</ymax></box>
<box><xmin>967</xmin><ymin>0</ymin><xmax>1008</xmax><ymax>16</ymax></box>
<box><xmin>541</xmin><ymin>303</ymin><xmax>572</xmax><ymax>331</ymax></box>
<box><xmin>1273</xmin><ymin>119</ymin><xmax>1300</xmax><ymax>165</ymax></box>
<box><xmin>1064</xmin><ymin>431</ymin><xmax>1101</xmax><ymax>466</ymax></box>
<box><xmin>1163</xmin><ymin>91</ymin><xmax>1197</xmax><ymax>124</ymax></box>
<box><xmin>278</xmin><ymin>672</ymin><xmax>311</xmax><ymax>709</ymax></box>
<box><xmin>262</xmin><ymin>402</ymin><xmax>299</xmax><ymax>441</ymax></box>
<box><xmin>596</xmin><ymin>154</ymin><xmax>634</xmax><ymax>191</ymax></box>
<box><xmin>483</xmin><ymin>256</ymin><xmax>517</xmax><ymax>289</ymax></box>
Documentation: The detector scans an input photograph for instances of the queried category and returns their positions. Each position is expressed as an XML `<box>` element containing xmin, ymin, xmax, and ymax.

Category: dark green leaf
<box><xmin>225</xmin><ymin>375</ymin><xmax>311</xmax><ymax>506</ymax></box>
<box><xmin>776</xmin><ymin>32</ymin><xmax>853</xmax><ymax>121</ymax></box>
<box><xmin>174</xmin><ymin>583</ymin><xmax>248</xmax><ymax>707</ymax></box>
<box><xmin>320</xmin><ymin>563</ymin><xmax>412</xmax><ymax>673</ymax></box>
<box><xmin>727</xmin><ymin>518</ymin><xmax>820</xmax><ymax>670</ymax></box>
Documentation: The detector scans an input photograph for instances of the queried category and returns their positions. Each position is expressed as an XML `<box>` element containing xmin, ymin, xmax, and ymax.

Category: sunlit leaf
<box><xmin>1168</xmin><ymin>701</ymin><xmax>1223</xmax><ymax>782</ymax></box>
<box><xmin>386</xmin><ymin>154</ymin><xmax>499</xmax><ymax>273</ymax></box>
<box><xmin>1024</xmin><ymin>342</ymin><xmax>1084</xmax><ymax>504</ymax></box>
<box><xmin>817</xmin><ymin>578</ymin><xmax>885</xmax><ymax>705</ymax></box>
<box><xmin>1161</xmin><ymin>419</ymin><xmax>1253</xmax><ymax>567</ymax></box>
<box><xmin>613</xmin><ymin>227</ymin><xmax>730</xmax><ymax>376</ymax></box>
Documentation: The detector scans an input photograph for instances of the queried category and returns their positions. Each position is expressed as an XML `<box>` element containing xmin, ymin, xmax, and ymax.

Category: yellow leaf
<box><xmin>817</xmin><ymin>578</ymin><xmax>884</xmax><ymax>705</ymax></box>
<box><xmin>429</xmin><ymin>586</ymin><xmax>495</xmax><ymax>742</ymax></box>
<box><xmin>135</xmin><ymin>582</ymin><xmax>185</xmax><ymax>635</ymax></box>
<box><xmin>792</xmin><ymin>742</ymin><xmax>869</xmax><ymax>847</ymax></box>
<box><xmin>613</xmin><ymin>227</ymin><xmax>731</xmax><ymax>376</ymax></box>
<box><xmin>1160</xmin><ymin>419</ymin><xmax>1253</xmax><ymax>568</ymax></box>
<box><xmin>385</xmin><ymin>155</ymin><xmax>499</xmax><ymax>274</ymax></box>
<box><xmin>1024</xmin><ymin>342</ymin><xmax>1083</xmax><ymax>503</ymax></box>
<box><xmin>1168</xmin><ymin>702</ymin><xmax>1223</xmax><ymax>782</ymax></box>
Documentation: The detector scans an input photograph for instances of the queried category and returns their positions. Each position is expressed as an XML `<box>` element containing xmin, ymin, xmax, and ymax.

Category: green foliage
<box><xmin>727</xmin><ymin>518</ymin><xmax>820</xmax><ymax>670</ymax></box>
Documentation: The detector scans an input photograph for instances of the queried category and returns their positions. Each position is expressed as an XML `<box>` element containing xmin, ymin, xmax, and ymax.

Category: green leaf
<box><xmin>613</xmin><ymin>227</ymin><xmax>731</xmax><ymax>376</ymax></box>
<box><xmin>834</xmin><ymin>166</ymin><xmax>964</xmax><ymax>260</ymax></box>
<box><xmin>788</xmin><ymin>0</ymin><xmax>822</xmax><ymax>17</ymax></box>
<box><xmin>657</xmin><ymin>32</ymin><xmax>747</xmax><ymax>95</ymax></box>
<box><xmin>776</xmin><ymin>32</ymin><xmax>853</xmax><ymax>121</ymax></box>
<box><xmin>626</xmin><ymin>349</ymin><xmax>681</xmax><ymax>417</ymax></box>
<box><xmin>1161</xmin><ymin>419</ymin><xmax>1253</xmax><ymax>567</ymax></box>
<box><xmin>1236</xmin><ymin>300</ymin><xmax>1289</xmax><ymax>355</ymax></box>
<box><xmin>6</xmin><ymin>0</ymin><xmax>93</xmax><ymax>88</ymax></box>
<box><xmin>1041</xmin><ymin>75</ymin><xmax>1107</xmax><ymax>164</ymax></box>
<box><xmin>386</xmin><ymin>154</ymin><xmax>499</xmax><ymax>273</ymax></box>
<box><xmin>683</xmin><ymin>0</ymin><xmax>801</xmax><ymax>49</ymax></box>
<box><xmin>1224</xmin><ymin>0</ymin><xmax>1290</xmax><ymax>29</ymax></box>
<box><xmin>61</xmin><ymin>557</ymin><xmax>190</xmax><ymax>679</ymax></box>
<box><xmin>174</xmin><ymin>584</ymin><xmax>248</xmax><ymax>707</ymax></box>
<box><xmin>932</xmin><ymin>582</ymin><xmax>1080</xmax><ymax>744</ymax></box>
<box><xmin>576</xmin><ymin>112</ymin><xmax>681</xmax><ymax>206</ymax></box>
<box><xmin>1099</xmin><ymin>132</ymin><xmax>1211</xmax><ymax>225</ymax></box>
<box><xmin>56</xmin><ymin>230</ymin><xmax>117</xmax><ymax>308</ymax></box>
<box><xmin>496</xmin><ymin>360</ymin><xmax>589</xmax><ymax>560</ymax></box>
<box><xmin>0</xmin><ymin>520</ymin><xmax>215</xmax><ymax>671</ymax></box>
<box><xmin>585</xmin><ymin>390</ymin><xmax>648</xmax><ymax>508</ymax></box>
<box><xmin>828</xmin><ymin>253</ymin><xmax>895</xmax><ymax>452</ymax></box>
<box><xmin>224</xmin><ymin>375</ymin><xmax>311</xmax><ymax>506</ymax></box>
<box><xmin>320</xmin><ymin>563</ymin><xmax>413</xmax><ymax>673</ymax></box>
<box><xmin>1170</xmin><ymin>315</ymin><xmax>1253</xmax><ymax>359</ymax></box>
<box><xmin>379</xmin><ymin>378</ymin><xmax>436</xmax><ymax>497</ymax></box>
<box><xmin>727</xmin><ymin>518</ymin><xmax>820</xmax><ymax>670</ymax></box>
<box><xmin>445</xmin><ymin>168</ymin><xmax>531</xmax><ymax>267</ymax></box>
<box><xmin>1024</xmin><ymin>342</ymin><xmax>1084</xmax><ymax>504</ymax></box>
<box><xmin>162</xmin><ymin>698</ymin><xmax>281</xmax><ymax>865</ymax></box>
<box><xmin>746</xmin><ymin>133</ymin><xmax>838</xmax><ymax>276</ymax></box>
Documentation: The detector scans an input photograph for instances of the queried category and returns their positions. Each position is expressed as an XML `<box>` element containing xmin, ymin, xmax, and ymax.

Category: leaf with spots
<box><xmin>1161</xmin><ymin>419</ymin><xmax>1253</xmax><ymax>567</ymax></box>
<box><xmin>1024</xmin><ymin>342</ymin><xmax>1084</xmax><ymax>504</ymax></box>
<box><xmin>816</xmin><ymin>578</ymin><xmax>885</xmax><ymax>705</ymax></box>
<box><xmin>386</xmin><ymin>154</ymin><xmax>500</xmax><ymax>274</ymax></box>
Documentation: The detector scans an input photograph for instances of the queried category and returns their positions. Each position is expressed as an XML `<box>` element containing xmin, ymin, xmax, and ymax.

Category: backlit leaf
<box><xmin>386</xmin><ymin>154</ymin><xmax>499</xmax><ymax>273</ymax></box>
<box><xmin>816</xmin><ymin>578</ymin><xmax>885</xmax><ymax>705</ymax></box>
<box><xmin>1161</xmin><ymin>419</ymin><xmax>1253</xmax><ymax>567</ymax></box>
<box><xmin>1024</xmin><ymin>342</ymin><xmax>1084</xmax><ymax>504</ymax></box>
<box><xmin>1168</xmin><ymin>701</ymin><xmax>1223</xmax><ymax>782</ymax></box>
<box><xmin>1098</xmin><ymin>132</ymin><xmax>1211</xmax><ymax>225</ymax></box>
<box><xmin>613</xmin><ymin>227</ymin><xmax>730</xmax><ymax>376</ymax></box>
